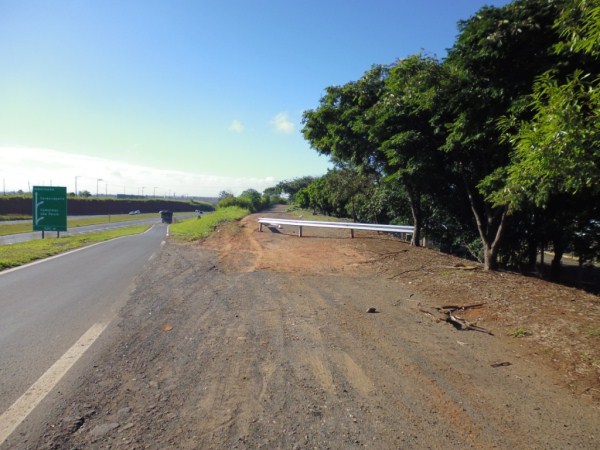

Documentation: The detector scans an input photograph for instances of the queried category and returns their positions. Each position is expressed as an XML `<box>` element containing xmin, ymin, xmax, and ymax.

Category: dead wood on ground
<box><xmin>418</xmin><ymin>303</ymin><xmax>494</xmax><ymax>335</ymax></box>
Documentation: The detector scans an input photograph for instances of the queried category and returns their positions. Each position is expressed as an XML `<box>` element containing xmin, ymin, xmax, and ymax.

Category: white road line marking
<box><xmin>0</xmin><ymin>322</ymin><xmax>108</xmax><ymax>445</ymax></box>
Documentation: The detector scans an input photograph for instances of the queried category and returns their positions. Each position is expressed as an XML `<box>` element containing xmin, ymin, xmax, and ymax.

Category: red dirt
<box><xmin>25</xmin><ymin>208</ymin><xmax>600</xmax><ymax>450</ymax></box>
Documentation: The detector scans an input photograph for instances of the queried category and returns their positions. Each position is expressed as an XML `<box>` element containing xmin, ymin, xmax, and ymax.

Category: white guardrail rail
<box><xmin>258</xmin><ymin>217</ymin><xmax>414</xmax><ymax>238</ymax></box>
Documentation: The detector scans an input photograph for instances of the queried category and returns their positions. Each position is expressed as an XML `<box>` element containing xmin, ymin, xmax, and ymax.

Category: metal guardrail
<box><xmin>258</xmin><ymin>217</ymin><xmax>414</xmax><ymax>238</ymax></box>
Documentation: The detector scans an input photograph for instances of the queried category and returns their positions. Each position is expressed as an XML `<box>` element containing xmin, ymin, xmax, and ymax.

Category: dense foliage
<box><xmin>169</xmin><ymin>206</ymin><xmax>250</xmax><ymax>241</ymax></box>
<box><xmin>300</xmin><ymin>0</ymin><xmax>599</xmax><ymax>277</ymax></box>
<box><xmin>217</xmin><ymin>189</ymin><xmax>284</xmax><ymax>213</ymax></box>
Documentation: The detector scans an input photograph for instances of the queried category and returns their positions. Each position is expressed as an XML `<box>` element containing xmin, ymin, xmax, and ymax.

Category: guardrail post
<box><xmin>298</xmin><ymin>226</ymin><xmax>303</xmax><ymax>237</ymax></box>
<box><xmin>350</xmin><ymin>229</ymin><xmax>354</xmax><ymax>238</ymax></box>
<box><xmin>259</xmin><ymin>223</ymin><xmax>263</xmax><ymax>232</ymax></box>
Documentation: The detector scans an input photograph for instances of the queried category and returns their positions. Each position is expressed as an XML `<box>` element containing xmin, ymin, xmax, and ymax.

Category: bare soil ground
<box><xmin>27</xmin><ymin>208</ymin><xmax>600</xmax><ymax>449</ymax></box>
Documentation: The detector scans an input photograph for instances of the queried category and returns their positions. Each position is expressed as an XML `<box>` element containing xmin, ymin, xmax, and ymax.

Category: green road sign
<box><xmin>32</xmin><ymin>186</ymin><xmax>68</xmax><ymax>232</ymax></box>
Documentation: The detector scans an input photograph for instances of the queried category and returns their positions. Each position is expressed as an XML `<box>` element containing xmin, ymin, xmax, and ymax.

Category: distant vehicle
<box><xmin>128</xmin><ymin>210</ymin><xmax>141</xmax><ymax>215</ymax></box>
<box><xmin>160</xmin><ymin>210</ymin><xmax>173</xmax><ymax>224</ymax></box>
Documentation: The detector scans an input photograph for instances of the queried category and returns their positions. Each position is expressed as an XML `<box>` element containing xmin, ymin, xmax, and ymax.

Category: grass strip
<box><xmin>170</xmin><ymin>206</ymin><xmax>249</xmax><ymax>241</ymax></box>
<box><xmin>0</xmin><ymin>225</ymin><xmax>150</xmax><ymax>271</ymax></box>
<box><xmin>0</xmin><ymin>214</ymin><xmax>30</xmax><ymax>221</ymax></box>
<box><xmin>0</xmin><ymin>213</ymin><xmax>158</xmax><ymax>236</ymax></box>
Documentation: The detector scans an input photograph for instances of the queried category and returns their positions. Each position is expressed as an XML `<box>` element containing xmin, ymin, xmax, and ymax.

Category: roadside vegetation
<box><xmin>285</xmin><ymin>206</ymin><xmax>348</xmax><ymax>223</ymax></box>
<box><xmin>0</xmin><ymin>225</ymin><xmax>150</xmax><ymax>271</ymax></box>
<box><xmin>216</xmin><ymin>188</ymin><xmax>285</xmax><ymax>213</ymax></box>
<box><xmin>170</xmin><ymin>206</ymin><xmax>250</xmax><ymax>241</ymax></box>
<box><xmin>0</xmin><ymin>214</ymin><xmax>30</xmax><ymax>221</ymax></box>
<box><xmin>168</xmin><ymin>188</ymin><xmax>285</xmax><ymax>242</ymax></box>
<box><xmin>264</xmin><ymin>0</ymin><xmax>599</xmax><ymax>282</ymax></box>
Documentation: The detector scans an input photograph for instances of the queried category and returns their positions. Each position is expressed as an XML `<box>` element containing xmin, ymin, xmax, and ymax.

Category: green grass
<box><xmin>580</xmin><ymin>327</ymin><xmax>600</xmax><ymax>338</ymax></box>
<box><xmin>0</xmin><ymin>225</ymin><xmax>150</xmax><ymax>271</ymax></box>
<box><xmin>285</xmin><ymin>207</ymin><xmax>349</xmax><ymax>222</ymax></box>
<box><xmin>0</xmin><ymin>213</ymin><xmax>158</xmax><ymax>236</ymax></box>
<box><xmin>0</xmin><ymin>214</ymin><xmax>30</xmax><ymax>221</ymax></box>
<box><xmin>511</xmin><ymin>327</ymin><xmax>530</xmax><ymax>338</ymax></box>
<box><xmin>170</xmin><ymin>206</ymin><xmax>249</xmax><ymax>241</ymax></box>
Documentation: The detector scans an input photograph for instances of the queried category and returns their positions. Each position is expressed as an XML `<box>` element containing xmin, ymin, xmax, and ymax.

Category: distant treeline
<box><xmin>0</xmin><ymin>195</ymin><xmax>215</xmax><ymax>216</ymax></box>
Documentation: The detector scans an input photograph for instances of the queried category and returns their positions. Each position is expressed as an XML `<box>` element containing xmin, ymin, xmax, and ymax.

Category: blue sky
<box><xmin>0</xmin><ymin>0</ymin><xmax>510</xmax><ymax>197</ymax></box>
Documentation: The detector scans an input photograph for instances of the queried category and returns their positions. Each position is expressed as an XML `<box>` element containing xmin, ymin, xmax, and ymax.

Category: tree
<box><xmin>302</xmin><ymin>65</ymin><xmax>388</xmax><ymax>177</ymax></box>
<box><xmin>275</xmin><ymin>177</ymin><xmax>315</xmax><ymax>203</ymax></box>
<box><xmin>218</xmin><ymin>190</ymin><xmax>233</xmax><ymax>200</ymax></box>
<box><xmin>494</xmin><ymin>0</ymin><xmax>599</xmax><ymax>208</ymax></box>
<box><xmin>368</xmin><ymin>55</ymin><xmax>447</xmax><ymax>245</ymax></box>
<box><xmin>302</xmin><ymin>63</ymin><xmax>441</xmax><ymax>244</ymax></box>
<box><xmin>488</xmin><ymin>0</ymin><xmax>600</xmax><ymax>278</ymax></box>
<box><xmin>239</xmin><ymin>189</ymin><xmax>263</xmax><ymax>212</ymax></box>
<box><xmin>440</xmin><ymin>0</ymin><xmax>567</xmax><ymax>270</ymax></box>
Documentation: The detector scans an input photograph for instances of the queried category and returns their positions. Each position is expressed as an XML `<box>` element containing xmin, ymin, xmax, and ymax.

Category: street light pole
<box><xmin>97</xmin><ymin>178</ymin><xmax>103</xmax><ymax>197</ymax></box>
<box><xmin>75</xmin><ymin>176</ymin><xmax>80</xmax><ymax>196</ymax></box>
<box><xmin>153</xmin><ymin>186</ymin><xmax>158</xmax><ymax>197</ymax></box>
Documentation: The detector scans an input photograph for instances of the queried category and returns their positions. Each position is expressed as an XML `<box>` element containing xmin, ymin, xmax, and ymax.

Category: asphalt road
<box><xmin>0</xmin><ymin>224</ymin><xmax>167</xmax><ymax>444</ymax></box>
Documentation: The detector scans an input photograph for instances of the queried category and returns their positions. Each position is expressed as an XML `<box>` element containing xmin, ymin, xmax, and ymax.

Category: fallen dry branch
<box><xmin>440</xmin><ymin>303</ymin><xmax>486</xmax><ymax>311</ymax></box>
<box><xmin>359</xmin><ymin>250</ymin><xmax>409</xmax><ymax>264</ymax></box>
<box><xmin>418</xmin><ymin>303</ymin><xmax>494</xmax><ymax>335</ymax></box>
<box><xmin>444</xmin><ymin>263</ymin><xmax>479</xmax><ymax>271</ymax></box>
<box><xmin>389</xmin><ymin>265</ymin><xmax>429</xmax><ymax>279</ymax></box>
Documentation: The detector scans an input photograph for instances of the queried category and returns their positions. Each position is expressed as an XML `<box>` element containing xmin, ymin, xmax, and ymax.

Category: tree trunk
<box><xmin>483</xmin><ymin>243</ymin><xmax>500</xmax><ymax>271</ymax></box>
<box><xmin>550</xmin><ymin>242</ymin><xmax>564</xmax><ymax>281</ymax></box>
<box><xmin>527</xmin><ymin>214</ymin><xmax>538</xmax><ymax>272</ymax></box>
<box><xmin>463</xmin><ymin>177</ymin><xmax>507</xmax><ymax>271</ymax></box>
<box><xmin>410</xmin><ymin>206</ymin><xmax>422</xmax><ymax>247</ymax></box>
<box><xmin>406</xmin><ymin>187</ymin><xmax>422</xmax><ymax>247</ymax></box>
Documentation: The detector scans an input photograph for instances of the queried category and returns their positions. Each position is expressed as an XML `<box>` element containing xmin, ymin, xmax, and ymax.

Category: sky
<box><xmin>0</xmin><ymin>0</ymin><xmax>511</xmax><ymax>197</ymax></box>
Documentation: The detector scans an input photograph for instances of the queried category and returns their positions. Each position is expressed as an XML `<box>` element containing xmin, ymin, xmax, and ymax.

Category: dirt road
<box><xmin>20</xmin><ymin>210</ymin><xmax>600</xmax><ymax>449</ymax></box>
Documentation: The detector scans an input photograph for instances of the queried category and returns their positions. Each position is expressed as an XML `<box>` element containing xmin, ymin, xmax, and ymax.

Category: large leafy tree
<box><xmin>302</xmin><ymin>65</ymin><xmax>388</xmax><ymax>177</ymax></box>
<box><xmin>440</xmin><ymin>0</ymin><xmax>567</xmax><ymax>270</ymax></box>
<box><xmin>274</xmin><ymin>176</ymin><xmax>316</xmax><ymax>203</ymax></box>
<box><xmin>302</xmin><ymin>61</ymin><xmax>447</xmax><ymax>245</ymax></box>
<box><xmin>368</xmin><ymin>55</ymin><xmax>447</xmax><ymax>245</ymax></box>
<box><xmin>494</xmin><ymin>0</ymin><xmax>599</xmax><ymax>208</ymax></box>
<box><xmin>488</xmin><ymin>0</ymin><xmax>600</xmax><ymax>278</ymax></box>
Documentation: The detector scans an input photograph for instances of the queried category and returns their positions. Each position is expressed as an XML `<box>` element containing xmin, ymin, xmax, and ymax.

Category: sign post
<box><xmin>32</xmin><ymin>186</ymin><xmax>67</xmax><ymax>237</ymax></box>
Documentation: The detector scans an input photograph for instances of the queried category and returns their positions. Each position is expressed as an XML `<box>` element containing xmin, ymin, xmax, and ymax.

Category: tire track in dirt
<box><xmin>282</xmin><ymin>276</ymin><xmax>491</xmax><ymax>449</ymax></box>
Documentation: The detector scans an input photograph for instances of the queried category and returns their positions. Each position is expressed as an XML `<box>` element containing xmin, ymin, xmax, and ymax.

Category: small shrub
<box><xmin>511</xmin><ymin>327</ymin><xmax>530</xmax><ymax>338</ymax></box>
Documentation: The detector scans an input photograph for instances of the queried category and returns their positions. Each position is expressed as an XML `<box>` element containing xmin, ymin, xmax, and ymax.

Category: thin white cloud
<box><xmin>270</xmin><ymin>112</ymin><xmax>294</xmax><ymax>134</ymax></box>
<box><xmin>228</xmin><ymin>119</ymin><xmax>245</xmax><ymax>133</ymax></box>
<box><xmin>0</xmin><ymin>147</ymin><xmax>278</xmax><ymax>197</ymax></box>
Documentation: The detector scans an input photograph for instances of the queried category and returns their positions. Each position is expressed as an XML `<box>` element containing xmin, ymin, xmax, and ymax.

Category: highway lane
<box><xmin>0</xmin><ymin>217</ymin><xmax>161</xmax><ymax>245</ymax></box>
<box><xmin>0</xmin><ymin>212</ymin><xmax>200</xmax><ymax>245</ymax></box>
<box><xmin>0</xmin><ymin>224</ymin><xmax>167</xmax><ymax>427</ymax></box>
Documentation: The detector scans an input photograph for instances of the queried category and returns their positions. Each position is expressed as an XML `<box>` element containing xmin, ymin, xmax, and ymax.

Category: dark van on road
<box><xmin>160</xmin><ymin>210</ymin><xmax>173</xmax><ymax>224</ymax></box>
